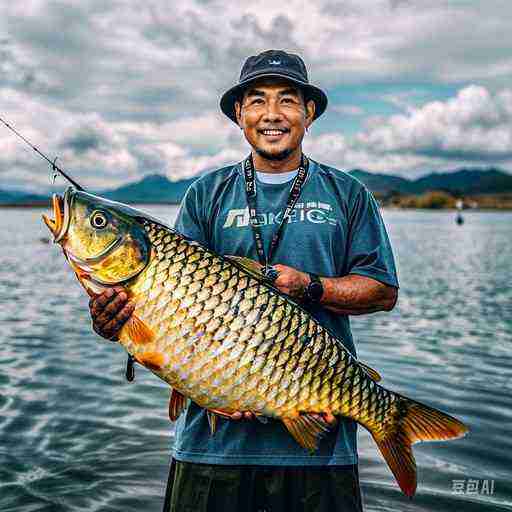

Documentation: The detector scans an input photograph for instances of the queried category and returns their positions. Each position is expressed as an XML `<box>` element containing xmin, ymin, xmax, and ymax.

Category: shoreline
<box><xmin>2</xmin><ymin>203</ymin><xmax>511</xmax><ymax>211</ymax></box>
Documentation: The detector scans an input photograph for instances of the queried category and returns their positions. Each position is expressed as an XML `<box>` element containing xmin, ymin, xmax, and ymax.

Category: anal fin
<box><xmin>168</xmin><ymin>389</ymin><xmax>186</xmax><ymax>421</ymax></box>
<box><xmin>282</xmin><ymin>414</ymin><xmax>331</xmax><ymax>452</ymax></box>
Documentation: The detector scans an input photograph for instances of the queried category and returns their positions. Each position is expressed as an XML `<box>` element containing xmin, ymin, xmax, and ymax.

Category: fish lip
<box><xmin>42</xmin><ymin>187</ymin><xmax>73</xmax><ymax>243</ymax></box>
<box><xmin>54</xmin><ymin>188</ymin><xmax>73</xmax><ymax>243</ymax></box>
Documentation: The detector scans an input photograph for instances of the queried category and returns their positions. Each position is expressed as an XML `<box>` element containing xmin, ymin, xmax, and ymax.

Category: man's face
<box><xmin>235</xmin><ymin>78</ymin><xmax>315</xmax><ymax>162</ymax></box>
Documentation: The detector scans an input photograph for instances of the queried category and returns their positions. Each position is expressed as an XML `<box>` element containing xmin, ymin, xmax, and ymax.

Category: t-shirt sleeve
<box><xmin>345</xmin><ymin>187</ymin><xmax>399</xmax><ymax>288</ymax></box>
<box><xmin>173</xmin><ymin>182</ymin><xmax>209</xmax><ymax>247</ymax></box>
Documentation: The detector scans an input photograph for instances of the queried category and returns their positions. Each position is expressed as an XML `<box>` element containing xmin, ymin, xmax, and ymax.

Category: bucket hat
<box><xmin>220</xmin><ymin>50</ymin><xmax>328</xmax><ymax>124</ymax></box>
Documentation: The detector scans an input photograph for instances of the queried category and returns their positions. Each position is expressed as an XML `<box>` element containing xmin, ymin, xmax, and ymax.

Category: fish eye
<box><xmin>90</xmin><ymin>210</ymin><xmax>109</xmax><ymax>229</ymax></box>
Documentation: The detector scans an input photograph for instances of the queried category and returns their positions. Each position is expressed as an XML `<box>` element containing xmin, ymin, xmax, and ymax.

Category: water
<box><xmin>0</xmin><ymin>206</ymin><xmax>511</xmax><ymax>511</ymax></box>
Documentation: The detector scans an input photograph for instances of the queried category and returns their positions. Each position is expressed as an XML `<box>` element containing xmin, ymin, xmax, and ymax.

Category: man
<box><xmin>90</xmin><ymin>50</ymin><xmax>399</xmax><ymax>511</ymax></box>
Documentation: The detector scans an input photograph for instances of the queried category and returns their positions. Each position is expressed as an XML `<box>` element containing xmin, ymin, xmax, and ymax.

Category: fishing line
<box><xmin>0</xmin><ymin>115</ymin><xmax>85</xmax><ymax>191</ymax></box>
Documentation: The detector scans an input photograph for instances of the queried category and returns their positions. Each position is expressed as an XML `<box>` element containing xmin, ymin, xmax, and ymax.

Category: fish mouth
<box><xmin>42</xmin><ymin>188</ymin><xmax>72</xmax><ymax>243</ymax></box>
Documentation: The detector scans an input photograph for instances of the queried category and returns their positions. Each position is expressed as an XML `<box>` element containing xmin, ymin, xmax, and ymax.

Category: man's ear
<box><xmin>305</xmin><ymin>99</ymin><xmax>315</xmax><ymax>129</ymax></box>
<box><xmin>235</xmin><ymin>101</ymin><xmax>243</xmax><ymax>128</ymax></box>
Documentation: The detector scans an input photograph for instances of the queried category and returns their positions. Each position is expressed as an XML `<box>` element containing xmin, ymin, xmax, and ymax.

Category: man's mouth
<box><xmin>258</xmin><ymin>128</ymin><xmax>290</xmax><ymax>138</ymax></box>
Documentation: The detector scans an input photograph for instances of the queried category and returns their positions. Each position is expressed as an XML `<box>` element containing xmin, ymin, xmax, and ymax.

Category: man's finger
<box><xmin>95</xmin><ymin>302</ymin><xmax>134</xmax><ymax>340</ymax></box>
<box><xmin>323</xmin><ymin>412</ymin><xmax>337</xmax><ymax>425</ymax></box>
<box><xmin>243</xmin><ymin>411</ymin><xmax>254</xmax><ymax>420</ymax></box>
<box><xmin>90</xmin><ymin>288</ymin><xmax>116</xmax><ymax>316</ymax></box>
<box><xmin>94</xmin><ymin>293</ymin><xmax>129</xmax><ymax>328</ymax></box>
<box><xmin>105</xmin><ymin>302</ymin><xmax>134</xmax><ymax>331</ymax></box>
<box><xmin>230</xmin><ymin>411</ymin><xmax>243</xmax><ymax>420</ymax></box>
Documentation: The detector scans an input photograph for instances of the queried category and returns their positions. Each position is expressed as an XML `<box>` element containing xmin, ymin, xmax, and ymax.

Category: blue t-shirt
<box><xmin>171</xmin><ymin>158</ymin><xmax>398</xmax><ymax>466</ymax></box>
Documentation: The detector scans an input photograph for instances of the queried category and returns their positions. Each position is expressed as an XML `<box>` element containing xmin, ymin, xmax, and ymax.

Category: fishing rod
<box><xmin>0</xmin><ymin>115</ymin><xmax>85</xmax><ymax>191</ymax></box>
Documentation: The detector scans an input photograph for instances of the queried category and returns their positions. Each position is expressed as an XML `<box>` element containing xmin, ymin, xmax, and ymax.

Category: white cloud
<box><xmin>1</xmin><ymin>0</ymin><xmax>512</xmax><ymax>189</ymax></box>
<box><xmin>356</xmin><ymin>85</ymin><xmax>512</xmax><ymax>160</ymax></box>
<box><xmin>332</xmin><ymin>105</ymin><xmax>365</xmax><ymax>116</ymax></box>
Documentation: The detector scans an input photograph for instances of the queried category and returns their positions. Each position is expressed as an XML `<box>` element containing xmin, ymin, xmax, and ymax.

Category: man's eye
<box><xmin>251</xmin><ymin>98</ymin><xmax>264</xmax><ymax>105</ymax></box>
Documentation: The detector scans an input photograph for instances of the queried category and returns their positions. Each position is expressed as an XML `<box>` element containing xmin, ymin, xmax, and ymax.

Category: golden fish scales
<box><xmin>43</xmin><ymin>188</ymin><xmax>468</xmax><ymax>498</ymax></box>
<box><xmin>122</xmin><ymin>222</ymin><xmax>395</xmax><ymax>436</ymax></box>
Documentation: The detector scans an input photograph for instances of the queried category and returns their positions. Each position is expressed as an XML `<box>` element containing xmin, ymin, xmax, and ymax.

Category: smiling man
<box><xmin>89</xmin><ymin>50</ymin><xmax>399</xmax><ymax>512</ymax></box>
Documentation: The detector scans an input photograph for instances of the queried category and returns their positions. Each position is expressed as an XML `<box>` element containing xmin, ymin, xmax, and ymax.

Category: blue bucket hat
<box><xmin>220</xmin><ymin>49</ymin><xmax>328</xmax><ymax>124</ymax></box>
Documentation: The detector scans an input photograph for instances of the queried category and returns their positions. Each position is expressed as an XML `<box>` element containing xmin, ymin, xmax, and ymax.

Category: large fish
<box><xmin>43</xmin><ymin>187</ymin><xmax>468</xmax><ymax>497</ymax></box>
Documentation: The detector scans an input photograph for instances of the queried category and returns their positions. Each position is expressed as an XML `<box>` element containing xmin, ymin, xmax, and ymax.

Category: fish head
<box><xmin>43</xmin><ymin>187</ymin><xmax>151</xmax><ymax>295</ymax></box>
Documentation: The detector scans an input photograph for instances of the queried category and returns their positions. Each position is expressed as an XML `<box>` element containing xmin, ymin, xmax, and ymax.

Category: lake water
<box><xmin>0</xmin><ymin>206</ymin><xmax>511</xmax><ymax>512</ymax></box>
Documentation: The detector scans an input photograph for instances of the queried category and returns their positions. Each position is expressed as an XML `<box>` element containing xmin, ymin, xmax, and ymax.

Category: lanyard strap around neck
<box><xmin>243</xmin><ymin>154</ymin><xmax>309</xmax><ymax>268</ymax></box>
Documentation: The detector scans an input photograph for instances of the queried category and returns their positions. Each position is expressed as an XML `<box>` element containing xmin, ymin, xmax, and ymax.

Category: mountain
<box><xmin>407</xmin><ymin>168</ymin><xmax>512</xmax><ymax>195</ymax></box>
<box><xmin>1</xmin><ymin>168</ymin><xmax>511</xmax><ymax>205</ymax></box>
<box><xmin>348</xmin><ymin>169</ymin><xmax>413</xmax><ymax>194</ymax></box>
<box><xmin>101</xmin><ymin>174</ymin><xmax>198</xmax><ymax>203</ymax></box>
<box><xmin>0</xmin><ymin>189</ymin><xmax>49</xmax><ymax>205</ymax></box>
<box><xmin>348</xmin><ymin>167</ymin><xmax>512</xmax><ymax>195</ymax></box>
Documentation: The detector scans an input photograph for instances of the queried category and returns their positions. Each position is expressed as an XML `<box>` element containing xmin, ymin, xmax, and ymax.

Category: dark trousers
<box><xmin>162</xmin><ymin>458</ymin><xmax>364</xmax><ymax>512</ymax></box>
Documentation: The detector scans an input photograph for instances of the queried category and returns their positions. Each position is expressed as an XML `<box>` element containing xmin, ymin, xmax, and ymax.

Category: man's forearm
<box><xmin>319</xmin><ymin>273</ymin><xmax>397</xmax><ymax>315</ymax></box>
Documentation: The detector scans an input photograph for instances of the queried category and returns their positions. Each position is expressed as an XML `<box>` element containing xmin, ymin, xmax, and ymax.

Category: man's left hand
<box><xmin>271</xmin><ymin>263</ymin><xmax>310</xmax><ymax>300</ymax></box>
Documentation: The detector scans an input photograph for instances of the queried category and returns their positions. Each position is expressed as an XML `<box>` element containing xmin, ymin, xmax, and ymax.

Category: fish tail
<box><xmin>372</xmin><ymin>395</ymin><xmax>468</xmax><ymax>497</ymax></box>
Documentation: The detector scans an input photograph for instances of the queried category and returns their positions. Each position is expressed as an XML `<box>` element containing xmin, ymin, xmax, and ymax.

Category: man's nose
<box><xmin>262</xmin><ymin>100</ymin><xmax>283</xmax><ymax>122</ymax></box>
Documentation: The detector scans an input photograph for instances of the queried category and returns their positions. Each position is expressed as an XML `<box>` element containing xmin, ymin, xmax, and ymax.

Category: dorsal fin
<box><xmin>225</xmin><ymin>255</ymin><xmax>272</xmax><ymax>283</ymax></box>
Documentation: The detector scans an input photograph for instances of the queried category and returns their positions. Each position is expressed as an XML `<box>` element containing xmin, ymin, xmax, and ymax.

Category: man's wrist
<box><xmin>303</xmin><ymin>272</ymin><xmax>324</xmax><ymax>304</ymax></box>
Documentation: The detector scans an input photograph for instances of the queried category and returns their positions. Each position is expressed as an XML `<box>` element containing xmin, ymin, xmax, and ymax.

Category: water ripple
<box><xmin>0</xmin><ymin>207</ymin><xmax>511</xmax><ymax>511</ymax></box>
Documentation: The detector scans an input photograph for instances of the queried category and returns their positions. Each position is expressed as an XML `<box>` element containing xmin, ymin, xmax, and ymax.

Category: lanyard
<box><xmin>243</xmin><ymin>154</ymin><xmax>309</xmax><ymax>273</ymax></box>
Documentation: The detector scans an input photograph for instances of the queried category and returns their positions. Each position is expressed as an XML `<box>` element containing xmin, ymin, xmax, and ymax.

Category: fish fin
<box><xmin>224</xmin><ymin>256</ymin><xmax>270</xmax><ymax>282</ymax></box>
<box><xmin>135</xmin><ymin>351</ymin><xmax>165</xmax><ymax>371</ymax></box>
<box><xmin>373</xmin><ymin>398</ymin><xmax>468</xmax><ymax>497</ymax></box>
<box><xmin>168</xmin><ymin>389</ymin><xmax>186</xmax><ymax>421</ymax></box>
<box><xmin>120</xmin><ymin>314</ymin><xmax>155</xmax><ymax>345</ymax></box>
<box><xmin>206</xmin><ymin>410</ymin><xmax>218</xmax><ymax>436</ymax></box>
<box><xmin>359</xmin><ymin>361</ymin><xmax>382</xmax><ymax>382</ymax></box>
<box><xmin>282</xmin><ymin>414</ymin><xmax>331</xmax><ymax>452</ymax></box>
<box><xmin>208</xmin><ymin>408</ymin><xmax>233</xmax><ymax>419</ymax></box>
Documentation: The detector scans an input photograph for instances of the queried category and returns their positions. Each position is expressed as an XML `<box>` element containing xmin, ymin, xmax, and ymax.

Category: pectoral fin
<box><xmin>168</xmin><ymin>389</ymin><xmax>186</xmax><ymax>421</ymax></box>
<box><xmin>120</xmin><ymin>314</ymin><xmax>155</xmax><ymax>345</ymax></box>
<box><xmin>282</xmin><ymin>414</ymin><xmax>331</xmax><ymax>452</ymax></box>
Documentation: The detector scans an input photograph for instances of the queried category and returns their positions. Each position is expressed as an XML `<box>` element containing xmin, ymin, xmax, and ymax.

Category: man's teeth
<box><xmin>262</xmin><ymin>129</ymin><xmax>285</xmax><ymax>135</ymax></box>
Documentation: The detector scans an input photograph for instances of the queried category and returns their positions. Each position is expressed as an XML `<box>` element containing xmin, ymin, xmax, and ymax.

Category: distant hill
<box><xmin>101</xmin><ymin>174</ymin><xmax>198</xmax><ymax>203</ymax></box>
<box><xmin>1</xmin><ymin>168</ymin><xmax>511</xmax><ymax>205</ymax></box>
<box><xmin>406</xmin><ymin>168</ymin><xmax>512</xmax><ymax>195</ymax></box>
<box><xmin>348</xmin><ymin>169</ymin><xmax>412</xmax><ymax>194</ymax></box>
<box><xmin>348</xmin><ymin>167</ymin><xmax>512</xmax><ymax>196</ymax></box>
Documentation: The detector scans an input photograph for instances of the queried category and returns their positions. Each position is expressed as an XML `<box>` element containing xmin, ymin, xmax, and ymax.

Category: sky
<box><xmin>1</xmin><ymin>0</ymin><xmax>511</xmax><ymax>192</ymax></box>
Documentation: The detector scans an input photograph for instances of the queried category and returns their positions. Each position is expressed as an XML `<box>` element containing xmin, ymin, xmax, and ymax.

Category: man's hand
<box><xmin>271</xmin><ymin>263</ymin><xmax>310</xmax><ymax>300</ymax></box>
<box><xmin>89</xmin><ymin>286</ymin><xmax>134</xmax><ymax>341</ymax></box>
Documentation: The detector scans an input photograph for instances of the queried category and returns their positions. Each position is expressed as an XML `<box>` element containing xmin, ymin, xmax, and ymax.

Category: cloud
<box><xmin>332</xmin><ymin>105</ymin><xmax>365</xmax><ymax>116</ymax></box>
<box><xmin>356</xmin><ymin>85</ymin><xmax>512</xmax><ymax>162</ymax></box>
<box><xmin>303</xmin><ymin>85</ymin><xmax>512</xmax><ymax>175</ymax></box>
<box><xmin>0</xmin><ymin>0</ymin><xmax>511</xmax><ymax>190</ymax></box>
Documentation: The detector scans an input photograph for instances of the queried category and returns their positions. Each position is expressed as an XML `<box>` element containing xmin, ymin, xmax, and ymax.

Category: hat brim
<box><xmin>220</xmin><ymin>73</ymin><xmax>328</xmax><ymax>124</ymax></box>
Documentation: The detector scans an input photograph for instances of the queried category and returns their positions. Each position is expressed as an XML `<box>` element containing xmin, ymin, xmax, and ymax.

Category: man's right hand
<box><xmin>89</xmin><ymin>286</ymin><xmax>135</xmax><ymax>341</ymax></box>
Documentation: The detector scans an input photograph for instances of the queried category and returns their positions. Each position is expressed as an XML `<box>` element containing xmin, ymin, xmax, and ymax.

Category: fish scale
<box><xmin>44</xmin><ymin>188</ymin><xmax>468</xmax><ymax>497</ymax></box>
<box><xmin>129</xmin><ymin>222</ymin><xmax>373</xmax><ymax>421</ymax></box>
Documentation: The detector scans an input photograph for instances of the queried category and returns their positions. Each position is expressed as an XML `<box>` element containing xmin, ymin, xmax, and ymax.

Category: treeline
<box><xmin>376</xmin><ymin>191</ymin><xmax>512</xmax><ymax>210</ymax></box>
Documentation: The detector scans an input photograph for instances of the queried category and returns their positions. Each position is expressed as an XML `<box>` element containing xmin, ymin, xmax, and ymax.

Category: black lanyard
<box><xmin>243</xmin><ymin>154</ymin><xmax>309</xmax><ymax>273</ymax></box>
